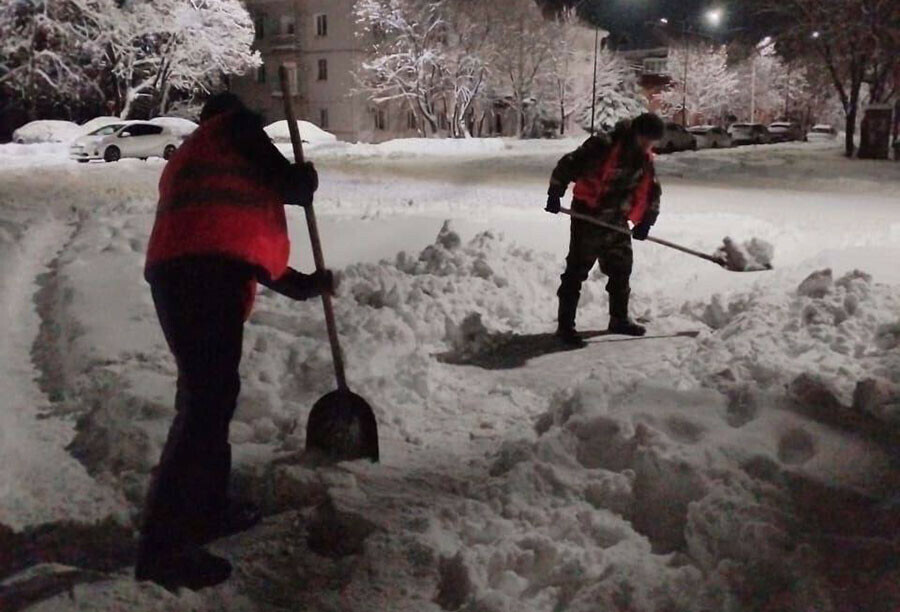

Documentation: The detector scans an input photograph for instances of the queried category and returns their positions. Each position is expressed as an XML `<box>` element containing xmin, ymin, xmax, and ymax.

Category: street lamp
<box><xmin>705</xmin><ymin>8</ymin><xmax>723</xmax><ymax>27</ymax></box>
<box><xmin>657</xmin><ymin>7</ymin><xmax>724</xmax><ymax>127</ymax></box>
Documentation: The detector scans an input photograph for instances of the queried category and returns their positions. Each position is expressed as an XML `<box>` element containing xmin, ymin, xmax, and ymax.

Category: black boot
<box><xmin>608</xmin><ymin>317</ymin><xmax>646</xmax><ymax>336</ymax></box>
<box><xmin>198</xmin><ymin>499</ymin><xmax>263</xmax><ymax>544</ymax></box>
<box><xmin>557</xmin><ymin>285</ymin><xmax>586</xmax><ymax>348</ymax></box>
<box><xmin>555</xmin><ymin>326</ymin><xmax>587</xmax><ymax>348</ymax></box>
<box><xmin>135</xmin><ymin>538</ymin><xmax>232</xmax><ymax>591</ymax></box>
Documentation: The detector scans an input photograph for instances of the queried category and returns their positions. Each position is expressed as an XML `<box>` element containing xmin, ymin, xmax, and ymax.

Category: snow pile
<box><xmin>713</xmin><ymin>236</ymin><xmax>774</xmax><ymax>271</ymax></box>
<box><xmin>265</xmin><ymin>120</ymin><xmax>338</xmax><ymax>145</ymax></box>
<box><xmin>148</xmin><ymin>117</ymin><xmax>198</xmax><ymax>138</ymax></box>
<box><xmin>685</xmin><ymin>269</ymin><xmax>900</xmax><ymax>419</ymax></box>
<box><xmin>11</xmin><ymin>120</ymin><xmax>82</xmax><ymax>144</ymax></box>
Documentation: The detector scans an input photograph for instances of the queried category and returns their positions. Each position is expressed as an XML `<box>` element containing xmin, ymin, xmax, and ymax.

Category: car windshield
<box><xmin>770</xmin><ymin>123</ymin><xmax>790</xmax><ymax>128</ymax></box>
<box><xmin>731</xmin><ymin>124</ymin><xmax>751</xmax><ymax>129</ymax></box>
<box><xmin>812</xmin><ymin>127</ymin><xmax>832</xmax><ymax>133</ymax></box>
<box><xmin>89</xmin><ymin>124</ymin><xmax>125</xmax><ymax>135</ymax></box>
<box><xmin>688</xmin><ymin>127</ymin><xmax>710</xmax><ymax>133</ymax></box>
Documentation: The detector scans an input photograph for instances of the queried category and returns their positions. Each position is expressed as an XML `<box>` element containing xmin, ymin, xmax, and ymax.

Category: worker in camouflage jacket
<box><xmin>545</xmin><ymin>113</ymin><xmax>665</xmax><ymax>347</ymax></box>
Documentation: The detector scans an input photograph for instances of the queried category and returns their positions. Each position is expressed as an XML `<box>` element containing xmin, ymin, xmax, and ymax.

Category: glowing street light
<box><xmin>705</xmin><ymin>8</ymin><xmax>723</xmax><ymax>27</ymax></box>
<box><xmin>660</xmin><ymin>17</ymin><xmax>669</xmax><ymax>24</ymax></box>
<box><xmin>812</xmin><ymin>31</ymin><xmax>820</xmax><ymax>39</ymax></box>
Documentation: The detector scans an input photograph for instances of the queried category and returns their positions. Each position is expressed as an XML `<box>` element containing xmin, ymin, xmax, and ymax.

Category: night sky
<box><xmin>539</xmin><ymin>0</ymin><xmax>761</xmax><ymax>47</ymax></box>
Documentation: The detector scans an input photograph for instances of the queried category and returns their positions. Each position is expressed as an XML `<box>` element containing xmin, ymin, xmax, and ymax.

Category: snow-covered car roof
<box><xmin>12</xmin><ymin>120</ymin><xmax>83</xmax><ymax>143</ymax></box>
<box><xmin>688</xmin><ymin>125</ymin><xmax>719</xmax><ymax>132</ymax></box>
<box><xmin>769</xmin><ymin>122</ymin><xmax>796</xmax><ymax>128</ymax></box>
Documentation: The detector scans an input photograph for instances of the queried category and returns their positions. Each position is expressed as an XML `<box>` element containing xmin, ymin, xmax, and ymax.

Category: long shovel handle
<box><xmin>280</xmin><ymin>66</ymin><xmax>348</xmax><ymax>390</ymax></box>
<box><xmin>557</xmin><ymin>206</ymin><xmax>724</xmax><ymax>266</ymax></box>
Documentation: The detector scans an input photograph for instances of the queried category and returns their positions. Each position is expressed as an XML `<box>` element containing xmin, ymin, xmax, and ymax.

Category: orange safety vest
<box><xmin>145</xmin><ymin>112</ymin><xmax>290</xmax><ymax>282</ymax></box>
<box><xmin>572</xmin><ymin>142</ymin><xmax>655</xmax><ymax>225</ymax></box>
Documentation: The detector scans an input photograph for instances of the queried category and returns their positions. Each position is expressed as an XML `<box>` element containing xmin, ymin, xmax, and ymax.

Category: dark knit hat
<box><xmin>631</xmin><ymin>112</ymin><xmax>665</xmax><ymax>140</ymax></box>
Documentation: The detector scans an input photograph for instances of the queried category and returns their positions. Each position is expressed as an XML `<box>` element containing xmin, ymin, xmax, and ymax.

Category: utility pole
<box><xmin>750</xmin><ymin>57</ymin><xmax>756</xmax><ymax>122</ymax></box>
<box><xmin>681</xmin><ymin>21</ymin><xmax>689</xmax><ymax>127</ymax></box>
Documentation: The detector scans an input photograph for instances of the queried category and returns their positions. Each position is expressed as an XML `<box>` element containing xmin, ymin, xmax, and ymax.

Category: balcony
<box><xmin>269</xmin><ymin>33</ymin><xmax>299</xmax><ymax>52</ymax></box>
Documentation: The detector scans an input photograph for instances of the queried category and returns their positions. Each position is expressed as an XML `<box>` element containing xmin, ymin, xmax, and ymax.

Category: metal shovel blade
<box><xmin>306</xmin><ymin>389</ymin><xmax>379</xmax><ymax>463</ymax></box>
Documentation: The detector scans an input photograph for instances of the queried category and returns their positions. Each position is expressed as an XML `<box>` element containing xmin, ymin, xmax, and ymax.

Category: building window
<box><xmin>406</xmin><ymin>111</ymin><xmax>416</xmax><ymax>130</ymax></box>
<box><xmin>374</xmin><ymin>109</ymin><xmax>386</xmax><ymax>130</ymax></box>
<box><xmin>281</xmin><ymin>15</ymin><xmax>295</xmax><ymax>35</ymax></box>
<box><xmin>643</xmin><ymin>57</ymin><xmax>667</xmax><ymax>74</ymax></box>
<box><xmin>256</xmin><ymin>64</ymin><xmax>266</xmax><ymax>84</ymax></box>
<box><xmin>316</xmin><ymin>14</ymin><xmax>327</xmax><ymax>37</ymax></box>
<box><xmin>319</xmin><ymin>108</ymin><xmax>329</xmax><ymax>129</ymax></box>
<box><xmin>254</xmin><ymin>14</ymin><xmax>265</xmax><ymax>40</ymax></box>
<box><xmin>317</xmin><ymin>59</ymin><xmax>328</xmax><ymax>81</ymax></box>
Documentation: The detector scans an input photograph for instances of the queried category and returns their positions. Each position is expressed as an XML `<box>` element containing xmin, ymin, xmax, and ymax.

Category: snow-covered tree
<box><xmin>731</xmin><ymin>42</ymin><xmax>809</xmax><ymax>123</ymax></box>
<box><xmin>0</xmin><ymin>0</ymin><xmax>105</xmax><ymax>119</ymax></box>
<box><xmin>486</xmin><ymin>0</ymin><xmax>555</xmax><ymax>137</ymax></box>
<box><xmin>658</xmin><ymin>43</ymin><xmax>738</xmax><ymax>125</ymax></box>
<box><xmin>354</xmin><ymin>0</ymin><xmax>447</xmax><ymax>135</ymax></box>
<box><xmin>757</xmin><ymin>0</ymin><xmax>900</xmax><ymax>156</ymax></box>
<box><xmin>0</xmin><ymin>0</ymin><xmax>259</xmax><ymax>120</ymax></box>
<box><xmin>575</xmin><ymin>49</ymin><xmax>646</xmax><ymax>134</ymax></box>
<box><xmin>96</xmin><ymin>0</ymin><xmax>260</xmax><ymax>118</ymax></box>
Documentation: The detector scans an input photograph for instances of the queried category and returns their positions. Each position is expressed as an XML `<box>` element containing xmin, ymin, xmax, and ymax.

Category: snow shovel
<box><xmin>279</xmin><ymin>66</ymin><xmax>379</xmax><ymax>462</ymax></box>
<box><xmin>556</xmin><ymin>206</ymin><xmax>772</xmax><ymax>272</ymax></box>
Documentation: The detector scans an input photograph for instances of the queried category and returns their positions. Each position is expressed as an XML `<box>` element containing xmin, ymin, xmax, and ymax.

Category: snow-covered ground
<box><xmin>1</xmin><ymin>139</ymin><xmax>899</xmax><ymax>611</ymax></box>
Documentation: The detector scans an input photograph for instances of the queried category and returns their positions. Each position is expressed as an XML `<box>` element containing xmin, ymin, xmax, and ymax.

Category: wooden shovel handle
<box><xmin>279</xmin><ymin>66</ymin><xmax>348</xmax><ymax>390</ymax></box>
<box><xmin>557</xmin><ymin>206</ymin><xmax>724</xmax><ymax>266</ymax></box>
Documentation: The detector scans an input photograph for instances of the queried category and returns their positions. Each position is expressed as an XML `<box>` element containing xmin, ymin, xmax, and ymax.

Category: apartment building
<box><xmin>231</xmin><ymin>0</ymin><xmax>409</xmax><ymax>142</ymax></box>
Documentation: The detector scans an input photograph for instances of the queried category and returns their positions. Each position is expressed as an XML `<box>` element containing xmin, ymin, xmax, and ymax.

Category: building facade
<box><xmin>231</xmin><ymin>0</ymin><xmax>413</xmax><ymax>142</ymax></box>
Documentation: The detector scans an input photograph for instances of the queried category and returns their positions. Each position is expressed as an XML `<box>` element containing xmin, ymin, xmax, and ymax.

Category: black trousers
<box><xmin>558</xmin><ymin>203</ymin><xmax>633</xmax><ymax>330</ymax></box>
<box><xmin>142</xmin><ymin>257</ymin><xmax>252</xmax><ymax>548</ymax></box>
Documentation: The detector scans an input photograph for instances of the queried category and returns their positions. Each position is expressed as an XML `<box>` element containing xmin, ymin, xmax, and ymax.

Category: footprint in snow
<box><xmin>777</xmin><ymin>427</ymin><xmax>817</xmax><ymax>465</ymax></box>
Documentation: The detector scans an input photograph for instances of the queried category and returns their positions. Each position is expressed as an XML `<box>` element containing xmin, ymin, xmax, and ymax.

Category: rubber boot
<box><xmin>135</xmin><ymin>538</ymin><xmax>232</xmax><ymax>592</ymax></box>
<box><xmin>608</xmin><ymin>288</ymin><xmax>646</xmax><ymax>336</ymax></box>
<box><xmin>556</xmin><ymin>287</ymin><xmax>586</xmax><ymax>348</ymax></box>
<box><xmin>195</xmin><ymin>445</ymin><xmax>262</xmax><ymax>544</ymax></box>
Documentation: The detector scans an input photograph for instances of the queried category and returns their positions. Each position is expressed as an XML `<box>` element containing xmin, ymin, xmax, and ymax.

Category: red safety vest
<box><xmin>145</xmin><ymin>112</ymin><xmax>291</xmax><ymax>318</ymax></box>
<box><xmin>572</xmin><ymin>142</ymin><xmax>655</xmax><ymax>225</ymax></box>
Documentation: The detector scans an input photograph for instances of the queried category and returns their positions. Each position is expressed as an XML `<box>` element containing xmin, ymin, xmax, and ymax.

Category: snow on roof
<box><xmin>12</xmin><ymin>120</ymin><xmax>82</xmax><ymax>144</ymax></box>
<box><xmin>264</xmin><ymin>120</ymin><xmax>338</xmax><ymax>145</ymax></box>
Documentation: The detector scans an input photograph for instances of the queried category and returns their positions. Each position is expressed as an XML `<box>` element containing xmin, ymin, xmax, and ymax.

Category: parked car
<box><xmin>688</xmin><ymin>125</ymin><xmax>732</xmax><ymax>149</ymax></box>
<box><xmin>69</xmin><ymin>121</ymin><xmax>182</xmax><ymax>163</ymax></box>
<box><xmin>806</xmin><ymin>124</ymin><xmax>838</xmax><ymax>142</ymax></box>
<box><xmin>12</xmin><ymin>120</ymin><xmax>82</xmax><ymax>144</ymax></box>
<box><xmin>768</xmin><ymin>121</ymin><xmax>805</xmax><ymax>142</ymax></box>
<box><xmin>729</xmin><ymin>122</ymin><xmax>772</xmax><ymax>145</ymax></box>
<box><xmin>654</xmin><ymin>122</ymin><xmax>697</xmax><ymax>153</ymax></box>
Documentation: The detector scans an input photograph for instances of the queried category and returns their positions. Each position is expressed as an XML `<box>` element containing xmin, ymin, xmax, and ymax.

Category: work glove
<box><xmin>286</xmin><ymin>161</ymin><xmax>318</xmax><ymax>207</ymax></box>
<box><xmin>631</xmin><ymin>222</ymin><xmax>652</xmax><ymax>241</ymax></box>
<box><xmin>265</xmin><ymin>268</ymin><xmax>336</xmax><ymax>301</ymax></box>
<box><xmin>545</xmin><ymin>194</ymin><xmax>561</xmax><ymax>214</ymax></box>
<box><xmin>545</xmin><ymin>184</ymin><xmax>565</xmax><ymax>214</ymax></box>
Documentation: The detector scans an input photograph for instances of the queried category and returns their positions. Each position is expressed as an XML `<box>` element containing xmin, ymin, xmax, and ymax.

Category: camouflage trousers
<box><xmin>557</xmin><ymin>202</ymin><xmax>633</xmax><ymax>330</ymax></box>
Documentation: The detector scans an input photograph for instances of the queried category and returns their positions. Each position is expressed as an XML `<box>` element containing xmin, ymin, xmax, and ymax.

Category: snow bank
<box><xmin>11</xmin><ymin>120</ymin><xmax>82</xmax><ymax>144</ymax></box>
<box><xmin>148</xmin><ymin>117</ymin><xmax>198</xmax><ymax>137</ymax></box>
<box><xmin>264</xmin><ymin>120</ymin><xmax>337</xmax><ymax>145</ymax></box>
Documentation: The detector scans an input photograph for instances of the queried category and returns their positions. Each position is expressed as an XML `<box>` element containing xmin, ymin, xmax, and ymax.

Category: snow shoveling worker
<box><xmin>545</xmin><ymin>112</ymin><xmax>665</xmax><ymax>348</ymax></box>
<box><xmin>137</xmin><ymin>92</ymin><xmax>335</xmax><ymax>590</ymax></box>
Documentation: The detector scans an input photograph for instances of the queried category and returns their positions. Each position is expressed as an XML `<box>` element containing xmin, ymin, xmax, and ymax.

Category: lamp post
<box><xmin>656</xmin><ymin>8</ymin><xmax>725</xmax><ymax>127</ymax></box>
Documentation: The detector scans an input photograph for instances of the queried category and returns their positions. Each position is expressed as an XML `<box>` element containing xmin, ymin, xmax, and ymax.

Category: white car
<box><xmin>69</xmin><ymin>121</ymin><xmax>182</xmax><ymax>163</ymax></box>
<box><xmin>807</xmin><ymin>124</ymin><xmax>838</xmax><ymax>142</ymax></box>
<box><xmin>654</xmin><ymin>122</ymin><xmax>697</xmax><ymax>153</ymax></box>
<box><xmin>688</xmin><ymin>125</ymin><xmax>732</xmax><ymax>149</ymax></box>
<box><xmin>729</xmin><ymin>122</ymin><xmax>772</xmax><ymax>145</ymax></box>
